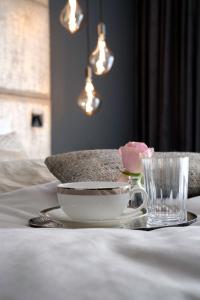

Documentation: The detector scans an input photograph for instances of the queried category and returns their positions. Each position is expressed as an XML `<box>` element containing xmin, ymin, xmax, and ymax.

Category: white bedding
<box><xmin>0</xmin><ymin>182</ymin><xmax>200</xmax><ymax>300</ymax></box>
<box><xmin>0</xmin><ymin>131</ymin><xmax>28</xmax><ymax>160</ymax></box>
<box><xmin>0</xmin><ymin>159</ymin><xmax>56</xmax><ymax>194</ymax></box>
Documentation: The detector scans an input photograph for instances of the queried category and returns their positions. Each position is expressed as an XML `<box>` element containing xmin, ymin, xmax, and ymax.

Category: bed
<box><xmin>0</xmin><ymin>133</ymin><xmax>200</xmax><ymax>300</ymax></box>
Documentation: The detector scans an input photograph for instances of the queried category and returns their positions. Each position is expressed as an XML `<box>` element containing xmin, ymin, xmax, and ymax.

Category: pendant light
<box><xmin>60</xmin><ymin>0</ymin><xmax>84</xmax><ymax>34</ymax></box>
<box><xmin>78</xmin><ymin>66</ymin><xmax>101</xmax><ymax>116</ymax></box>
<box><xmin>89</xmin><ymin>0</ymin><xmax>114</xmax><ymax>75</ymax></box>
<box><xmin>77</xmin><ymin>0</ymin><xmax>101</xmax><ymax>116</ymax></box>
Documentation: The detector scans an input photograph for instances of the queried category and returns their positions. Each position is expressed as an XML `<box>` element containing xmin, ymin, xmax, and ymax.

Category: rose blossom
<box><xmin>119</xmin><ymin>142</ymin><xmax>154</xmax><ymax>174</ymax></box>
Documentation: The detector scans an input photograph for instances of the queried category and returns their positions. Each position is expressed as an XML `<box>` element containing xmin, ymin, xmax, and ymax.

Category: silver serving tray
<box><xmin>29</xmin><ymin>206</ymin><xmax>197</xmax><ymax>230</ymax></box>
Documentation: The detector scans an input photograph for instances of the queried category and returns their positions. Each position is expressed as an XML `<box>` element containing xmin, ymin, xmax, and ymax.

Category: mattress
<box><xmin>0</xmin><ymin>181</ymin><xmax>199</xmax><ymax>300</ymax></box>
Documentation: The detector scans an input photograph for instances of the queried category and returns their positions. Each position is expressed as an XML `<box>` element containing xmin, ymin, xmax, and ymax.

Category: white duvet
<box><xmin>0</xmin><ymin>182</ymin><xmax>200</xmax><ymax>300</ymax></box>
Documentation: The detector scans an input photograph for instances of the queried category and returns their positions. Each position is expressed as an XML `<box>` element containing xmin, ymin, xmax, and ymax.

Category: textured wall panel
<box><xmin>0</xmin><ymin>0</ymin><xmax>50</xmax><ymax>158</ymax></box>
<box><xmin>34</xmin><ymin>0</ymin><xmax>49</xmax><ymax>6</ymax></box>
<box><xmin>0</xmin><ymin>95</ymin><xmax>50</xmax><ymax>159</ymax></box>
<box><xmin>0</xmin><ymin>0</ymin><xmax>50</xmax><ymax>96</ymax></box>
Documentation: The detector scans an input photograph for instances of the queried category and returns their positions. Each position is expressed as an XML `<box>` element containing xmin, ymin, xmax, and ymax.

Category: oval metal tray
<box><xmin>29</xmin><ymin>206</ymin><xmax>197</xmax><ymax>231</ymax></box>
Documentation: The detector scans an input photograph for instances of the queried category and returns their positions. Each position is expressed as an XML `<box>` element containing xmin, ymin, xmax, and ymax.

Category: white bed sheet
<box><xmin>0</xmin><ymin>182</ymin><xmax>200</xmax><ymax>300</ymax></box>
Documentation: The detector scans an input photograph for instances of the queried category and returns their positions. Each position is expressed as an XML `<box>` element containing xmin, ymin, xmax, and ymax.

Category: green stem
<box><xmin>122</xmin><ymin>170</ymin><xmax>141</xmax><ymax>178</ymax></box>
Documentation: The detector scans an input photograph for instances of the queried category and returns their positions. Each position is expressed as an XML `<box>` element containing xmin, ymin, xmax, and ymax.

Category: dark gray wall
<box><xmin>49</xmin><ymin>0</ymin><xmax>134</xmax><ymax>154</ymax></box>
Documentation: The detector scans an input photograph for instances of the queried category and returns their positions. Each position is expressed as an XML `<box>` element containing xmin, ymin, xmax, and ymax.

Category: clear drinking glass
<box><xmin>142</xmin><ymin>155</ymin><xmax>189</xmax><ymax>226</ymax></box>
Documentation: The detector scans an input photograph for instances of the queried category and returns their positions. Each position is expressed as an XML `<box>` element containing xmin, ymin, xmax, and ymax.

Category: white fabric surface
<box><xmin>0</xmin><ymin>159</ymin><xmax>56</xmax><ymax>194</ymax></box>
<box><xmin>0</xmin><ymin>131</ymin><xmax>27</xmax><ymax>158</ymax></box>
<box><xmin>0</xmin><ymin>148</ymin><xmax>27</xmax><ymax>161</ymax></box>
<box><xmin>0</xmin><ymin>182</ymin><xmax>200</xmax><ymax>300</ymax></box>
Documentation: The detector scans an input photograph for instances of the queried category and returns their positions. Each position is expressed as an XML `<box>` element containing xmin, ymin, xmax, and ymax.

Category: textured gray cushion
<box><xmin>45</xmin><ymin>150</ymin><xmax>200</xmax><ymax>198</ymax></box>
<box><xmin>45</xmin><ymin>149</ymin><xmax>122</xmax><ymax>183</ymax></box>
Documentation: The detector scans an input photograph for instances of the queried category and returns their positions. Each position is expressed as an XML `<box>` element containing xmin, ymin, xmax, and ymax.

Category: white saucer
<box><xmin>47</xmin><ymin>207</ymin><xmax>146</xmax><ymax>228</ymax></box>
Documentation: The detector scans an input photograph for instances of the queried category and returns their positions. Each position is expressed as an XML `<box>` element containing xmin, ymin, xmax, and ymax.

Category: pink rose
<box><xmin>119</xmin><ymin>142</ymin><xmax>154</xmax><ymax>174</ymax></box>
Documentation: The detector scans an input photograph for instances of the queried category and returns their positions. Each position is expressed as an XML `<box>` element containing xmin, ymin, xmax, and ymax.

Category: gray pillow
<box><xmin>45</xmin><ymin>150</ymin><xmax>200</xmax><ymax>198</ymax></box>
<box><xmin>45</xmin><ymin>149</ymin><xmax>122</xmax><ymax>183</ymax></box>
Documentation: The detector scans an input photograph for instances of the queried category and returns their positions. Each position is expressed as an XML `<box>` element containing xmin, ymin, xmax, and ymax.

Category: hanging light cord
<box><xmin>99</xmin><ymin>0</ymin><xmax>103</xmax><ymax>22</ymax></box>
<box><xmin>86</xmin><ymin>0</ymin><xmax>90</xmax><ymax>63</ymax></box>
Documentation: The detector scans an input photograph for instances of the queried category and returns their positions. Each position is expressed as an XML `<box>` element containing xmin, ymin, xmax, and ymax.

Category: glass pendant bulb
<box><xmin>78</xmin><ymin>66</ymin><xmax>101</xmax><ymax>116</ymax></box>
<box><xmin>90</xmin><ymin>23</ymin><xmax>114</xmax><ymax>75</ymax></box>
<box><xmin>60</xmin><ymin>0</ymin><xmax>84</xmax><ymax>34</ymax></box>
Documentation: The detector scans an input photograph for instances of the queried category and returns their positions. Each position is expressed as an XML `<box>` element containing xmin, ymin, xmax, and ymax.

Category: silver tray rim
<box><xmin>29</xmin><ymin>206</ymin><xmax>197</xmax><ymax>231</ymax></box>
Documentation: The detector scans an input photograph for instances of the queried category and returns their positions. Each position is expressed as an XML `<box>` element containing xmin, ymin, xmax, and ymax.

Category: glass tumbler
<box><xmin>142</xmin><ymin>155</ymin><xmax>189</xmax><ymax>226</ymax></box>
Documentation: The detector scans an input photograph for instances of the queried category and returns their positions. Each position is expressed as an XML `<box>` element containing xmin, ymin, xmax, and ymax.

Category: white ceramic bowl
<box><xmin>57</xmin><ymin>181</ymin><xmax>130</xmax><ymax>221</ymax></box>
